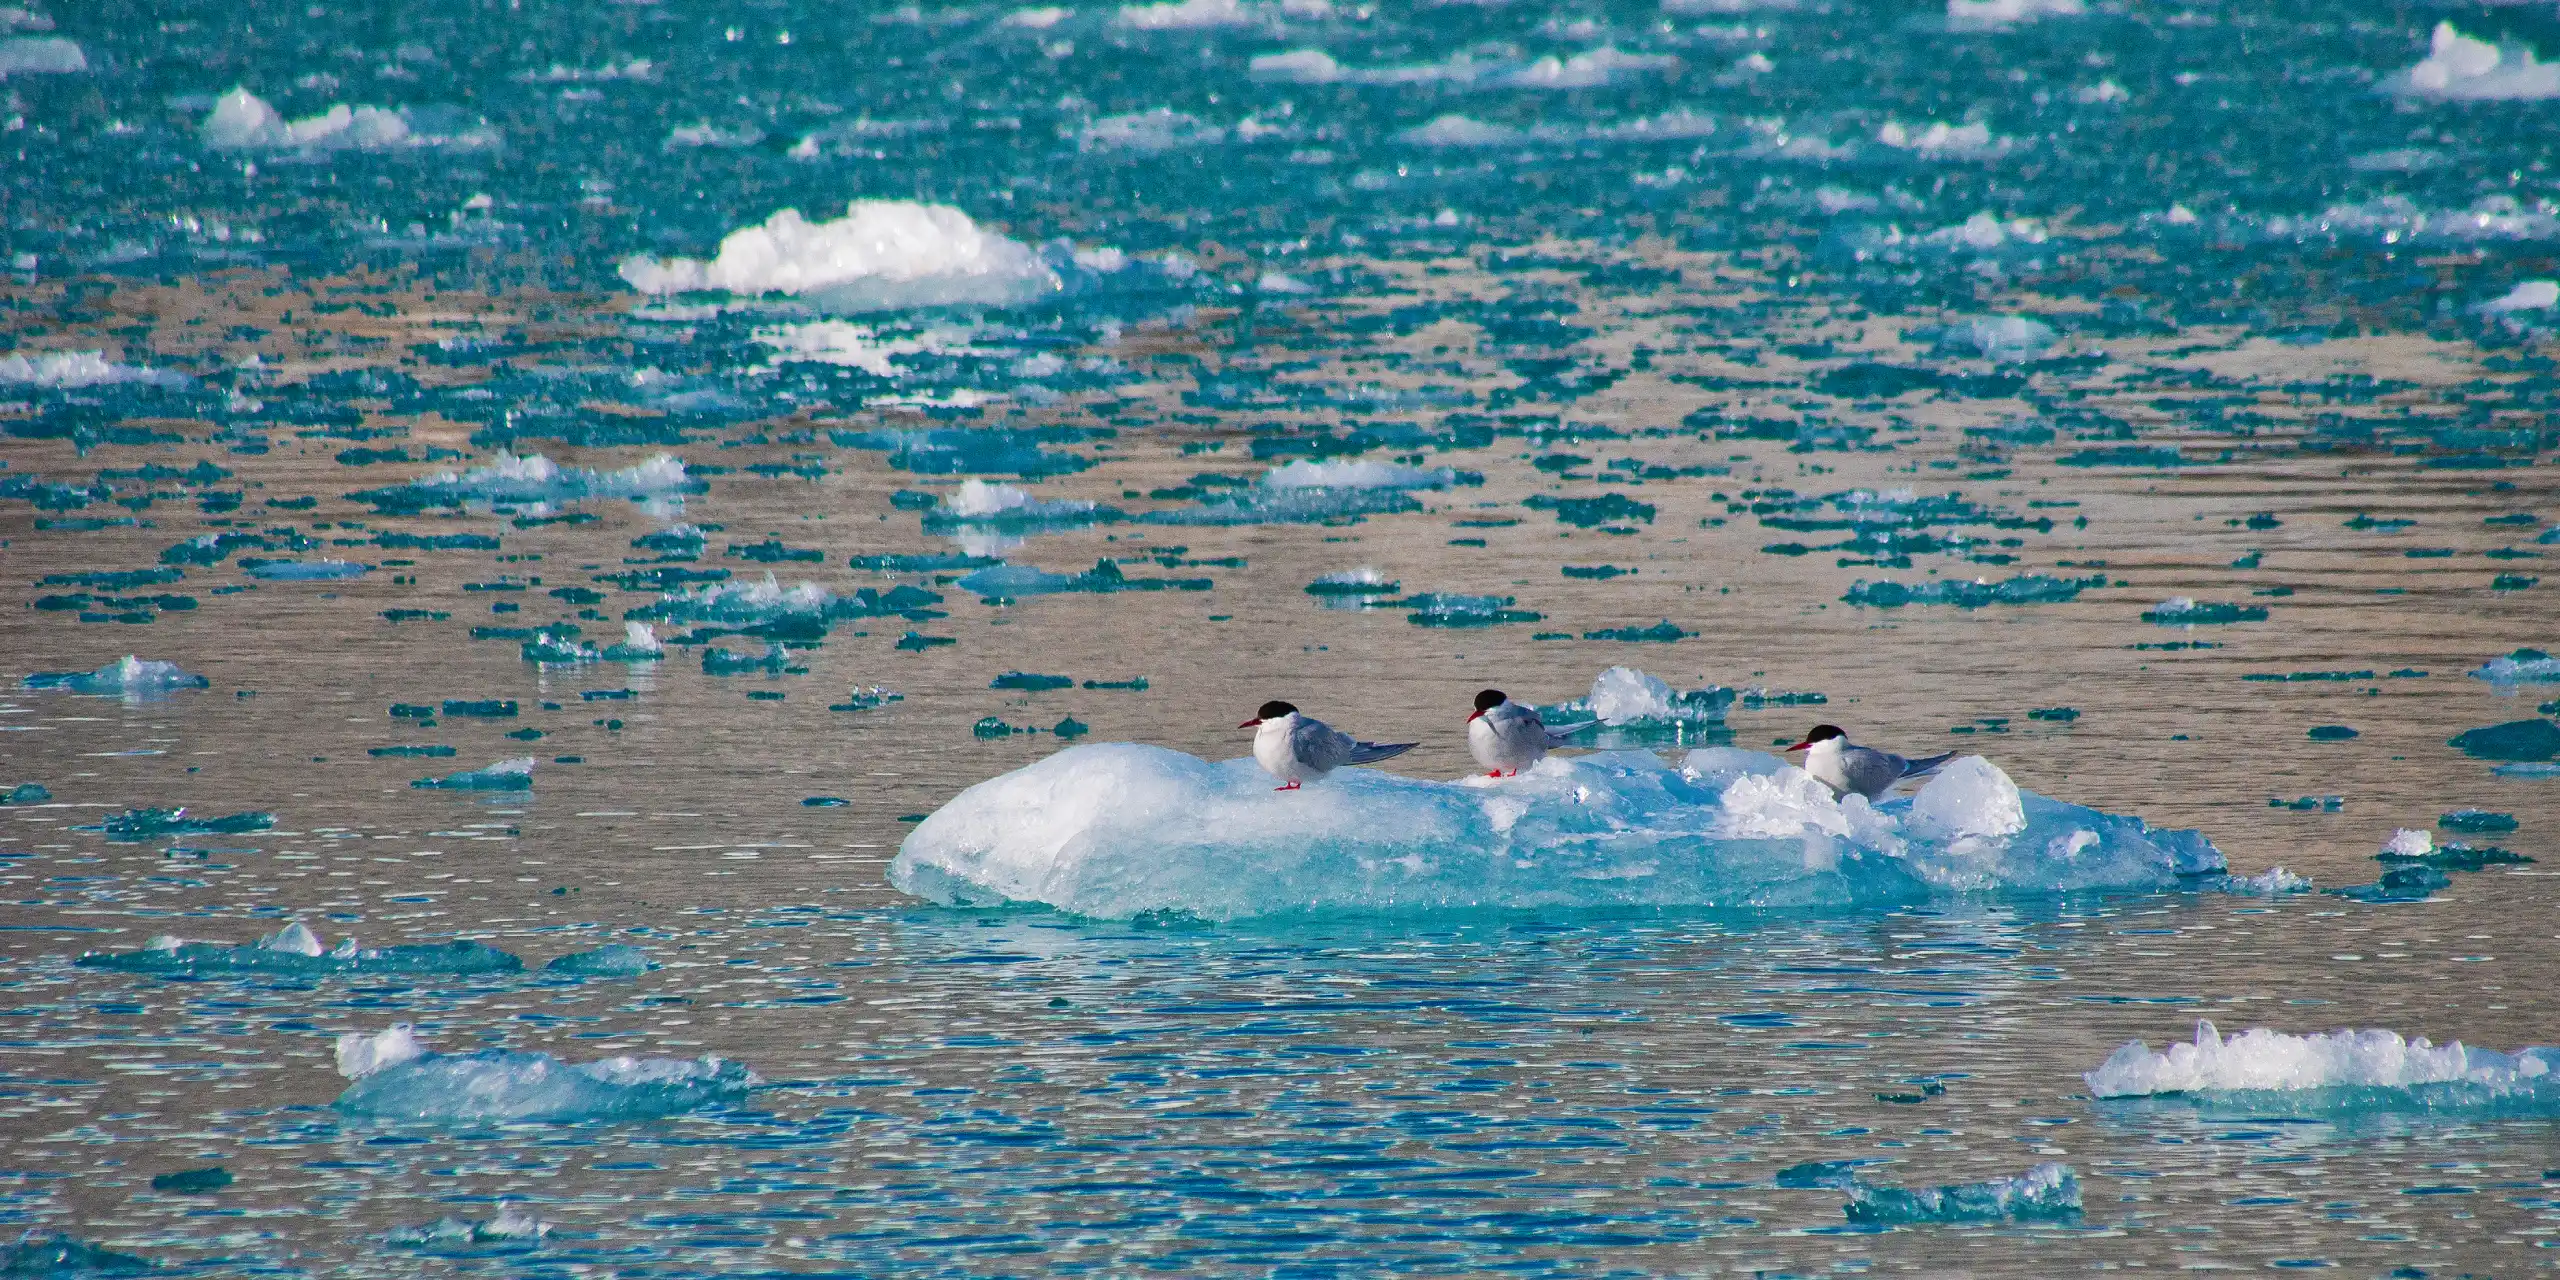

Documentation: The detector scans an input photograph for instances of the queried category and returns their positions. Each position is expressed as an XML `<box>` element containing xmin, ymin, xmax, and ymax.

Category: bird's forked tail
<box><xmin>1345</xmin><ymin>741</ymin><xmax>1418</xmax><ymax>765</ymax></box>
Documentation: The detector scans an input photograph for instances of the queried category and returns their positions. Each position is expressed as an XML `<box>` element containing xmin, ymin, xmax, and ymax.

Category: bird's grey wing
<box><xmin>1297</xmin><ymin>718</ymin><xmax>1354</xmax><ymax>772</ymax></box>
<box><xmin>1344</xmin><ymin>740</ymin><xmax>1417</xmax><ymax>764</ymax></box>
<box><xmin>1898</xmin><ymin>751</ymin><xmax>1958</xmax><ymax>780</ymax></box>
<box><xmin>1840</xmin><ymin>747</ymin><xmax>1906</xmax><ymax>798</ymax></box>
<box><xmin>1541</xmin><ymin>720</ymin><xmax>1596</xmax><ymax>745</ymax></box>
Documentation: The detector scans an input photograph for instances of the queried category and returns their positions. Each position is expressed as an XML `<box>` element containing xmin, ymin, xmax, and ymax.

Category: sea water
<box><xmin>2</xmin><ymin>0</ymin><xmax>2557</xmax><ymax>1272</ymax></box>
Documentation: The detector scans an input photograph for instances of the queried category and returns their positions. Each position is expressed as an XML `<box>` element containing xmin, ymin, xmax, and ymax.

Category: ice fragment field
<box><xmin>2</xmin><ymin>0</ymin><xmax>2558</xmax><ymax>1272</ymax></box>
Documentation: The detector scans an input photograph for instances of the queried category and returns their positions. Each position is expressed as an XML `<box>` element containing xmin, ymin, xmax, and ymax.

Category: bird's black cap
<box><xmin>1473</xmin><ymin>689</ymin><xmax>1508</xmax><ymax>713</ymax></box>
<box><xmin>1255</xmin><ymin>700</ymin><xmax>1298</xmax><ymax>720</ymax></box>
<box><xmin>1801</xmin><ymin>724</ymin><xmax>1846</xmax><ymax>744</ymax></box>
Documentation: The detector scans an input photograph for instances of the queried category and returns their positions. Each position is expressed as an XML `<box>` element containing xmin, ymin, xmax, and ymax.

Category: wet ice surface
<box><xmin>5</xmin><ymin>0</ymin><xmax>2560</xmax><ymax>1271</ymax></box>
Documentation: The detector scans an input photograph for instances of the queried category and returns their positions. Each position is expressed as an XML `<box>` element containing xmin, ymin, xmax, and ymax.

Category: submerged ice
<box><xmin>1841</xmin><ymin>1162</ymin><xmax>2080</xmax><ymax>1225</ymax></box>
<box><xmin>332</xmin><ymin>1025</ymin><xmax>758</xmax><ymax>1123</ymax></box>
<box><xmin>890</xmin><ymin>742</ymin><xmax>2221</xmax><ymax>919</ymax></box>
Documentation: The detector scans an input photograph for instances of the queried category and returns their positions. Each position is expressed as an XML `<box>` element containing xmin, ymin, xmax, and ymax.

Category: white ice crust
<box><xmin>1260</xmin><ymin>459</ymin><xmax>1456</xmax><ymax>490</ymax></box>
<box><xmin>200</xmin><ymin>87</ymin><xmax>498</xmax><ymax>152</ymax></box>
<box><xmin>2088</xmin><ymin>1020</ymin><xmax>2558</xmax><ymax>1098</ymax></box>
<box><xmin>337</xmin><ymin>1023</ymin><xmax>427</xmax><ymax>1078</ymax></box>
<box><xmin>0</xmin><ymin>350</ymin><xmax>187</xmax><ymax>388</ymax></box>
<box><xmin>618</xmin><ymin>200</ymin><xmax>1060</xmax><ymax>311</ymax></box>
<box><xmin>889</xmin><ymin>744</ymin><xmax>2223</xmax><ymax>919</ymax></box>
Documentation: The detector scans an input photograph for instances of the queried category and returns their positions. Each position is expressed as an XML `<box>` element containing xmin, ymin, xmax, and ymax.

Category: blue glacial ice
<box><xmin>76</xmin><ymin>807</ymin><xmax>274</xmax><ymax>841</ymax></box>
<box><xmin>542</xmin><ymin>944</ymin><xmax>655</xmax><ymax>978</ymax></box>
<box><xmin>2088</xmin><ymin>1020</ymin><xmax>2560</xmax><ymax>1114</ymax></box>
<box><xmin>332</xmin><ymin>1025</ymin><xmax>758</xmax><ymax>1123</ymax></box>
<box><xmin>351</xmin><ymin>451</ymin><xmax>694</xmax><ymax>515</ymax></box>
<box><xmin>240</xmin><ymin>557</ymin><xmax>371</xmax><ymax>581</ymax></box>
<box><xmin>2470</xmin><ymin>647</ymin><xmax>2560</xmax><ymax>686</ymax></box>
<box><xmin>77</xmin><ymin>920</ymin><xmax>523</xmax><ymax>977</ymax></box>
<box><xmin>413</xmin><ymin>757</ymin><xmax>535</xmax><ymax>792</ymax></box>
<box><xmin>1538</xmin><ymin>666</ymin><xmax>1735</xmax><ymax>746</ymax></box>
<box><xmin>21</xmin><ymin>655</ymin><xmax>208</xmax><ymax>698</ymax></box>
<box><xmin>1840</xmin><ymin>1162</ymin><xmax>2081</xmax><ymax>1225</ymax></box>
<box><xmin>889</xmin><ymin>744</ymin><xmax>2223</xmax><ymax>920</ymax></box>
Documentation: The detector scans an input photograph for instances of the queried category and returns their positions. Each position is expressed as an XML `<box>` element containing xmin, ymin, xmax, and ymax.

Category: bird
<box><xmin>1466</xmin><ymin>689</ymin><xmax>1593</xmax><ymax>777</ymax></box>
<box><xmin>1238</xmin><ymin>700</ymin><xmax>1416</xmax><ymax>790</ymax></box>
<box><xmin>1783</xmin><ymin>724</ymin><xmax>1956</xmax><ymax>801</ymax></box>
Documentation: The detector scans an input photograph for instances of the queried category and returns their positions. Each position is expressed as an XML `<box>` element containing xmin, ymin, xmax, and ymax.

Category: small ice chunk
<box><xmin>200</xmin><ymin>86</ymin><xmax>496</xmax><ymax>151</ymax></box>
<box><xmin>2380</xmin><ymin>827</ymin><xmax>2433</xmax><ymax>860</ymax></box>
<box><xmin>2470</xmin><ymin>647</ymin><xmax>2560</xmax><ymax>685</ymax></box>
<box><xmin>2221</xmin><ymin>866</ymin><xmax>2312</xmax><ymax>895</ymax></box>
<box><xmin>2395</xmin><ymin>23</ymin><xmax>2560</xmax><ymax>102</ymax></box>
<box><xmin>1397</xmin><ymin>114</ymin><xmax>1527</xmax><ymax>147</ymax></box>
<box><xmin>0</xmin><ymin>349</ymin><xmax>185</xmax><ymax>387</ymax></box>
<box><xmin>1946</xmin><ymin>0</ymin><xmax>2082</xmax><ymax>26</ymax></box>
<box><xmin>1587</xmin><ymin>666</ymin><xmax>1676</xmax><ymax>724</ymax></box>
<box><xmin>2086</xmin><ymin>1020</ymin><xmax>2560</xmax><ymax>1102</ymax></box>
<box><xmin>413</xmin><ymin>757</ymin><xmax>536</xmax><ymax>792</ymax></box>
<box><xmin>1841</xmin><ymin>1162</ymin><xmax>2080</xmax><ymax>1224</ymax></box>
<box><xmin>259</xmin><ymin>920</ymin><xmax>325</xmax><ymax>956</ymax></box>
<box><xmin>337</xmin><ymin>1024</ymin><xmax>426</xmax><ymax>1078</ymax></box>
<box><xmin>602</xmin><ymin>621</ymin><xmax>665</xmax><ymax>661</ymax></box>
<box><xmin>1259</xmin><ymin>459</ymin><xmax>1455</xmax><ymax>490</ymax></box>
<box><xmin>23</xmin><ymin>656</ymin><xmax>210</xmax><ymax>698</ymax></box>
<box><xmin>334</xmin><ymin>1043</ymin><xmax>758</xmax><ymax>1122</ymax></box>
<box><xmin>0</xmin><ymin>35</ymin><xmax>83</xmax><ymax>76</ymax></box>
<box><xmin>1926</xmin><ymin>315</ymin><xmax>2056</xmax><ymax>359</ymax></box>
<box><xmin>2479</xmin><ymin>281</ymin><xmax>2560</xmax><ymax>314</ymax></box>
<box><xmin>1906</xmin><ymin>757</ymin><xmax>2026</xmax><ymax>843</ymax></box>
<box><xmin>543</xmin><ymin>943</ymin><xmax>654</xmax><ymax>978</ymax></box>
<box><xmin>1115</xmin><ymin>0</ymin><xmax>1254</xmax><ymax>30</ymax></box>
<box><xmin>617</xmin><ymin>200</ymin><xmax>1065</xmax><ymax>311</ymax></box>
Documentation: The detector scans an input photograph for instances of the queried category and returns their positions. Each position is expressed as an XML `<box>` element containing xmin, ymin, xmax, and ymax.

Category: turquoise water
<box><xmin>4</xmin><ymin>0</ymin><xmax>2559</xmax><ymax>1272</ymax></box>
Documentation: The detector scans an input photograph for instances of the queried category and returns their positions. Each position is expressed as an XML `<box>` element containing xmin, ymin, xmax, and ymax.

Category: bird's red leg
<box><xmin>1275</xmin><ymin>781</ymin><xmax>1300</xmax><ymax>791</ymax></box>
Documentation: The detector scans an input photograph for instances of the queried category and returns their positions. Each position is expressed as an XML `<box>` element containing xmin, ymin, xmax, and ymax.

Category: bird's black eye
<box><xmin>1256</xmin><ymin>700</ymin><xmax>1297</xmax><ymax>720</ymax></box>
<box><xmin>1473</xmin><ymin>689</ymin><xmax>1506</xmax><ymax>713</ymax></box>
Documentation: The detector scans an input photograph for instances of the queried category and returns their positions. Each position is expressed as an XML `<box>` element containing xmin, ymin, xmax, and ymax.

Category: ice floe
<box><xmin>2391</xmin><ymin>23</ymin><xmax>2560</xmax><ymax>102</ymax></box>
<box><xmin>2470</xmin><ymin>647</ymin><xmax>2560</xmax><ymax>685</ymax></box>
<box><xmin>351</xmin><ymin>451</ymin><xmax>693</xmax><ymax>514</ymax></box>
<box><xmin>412</xmin><ymin>756</ymin><xmax>535</xmax><ymax>792</ymax></box>
<box><xmin>386</xmin><ymin>1204</ymin><xmax>549</xmax><ymax>1247</ymax></box>
<box><xmin>0</xmin><ymin>349</ymin><xmax>188</xmax><ymax>388</ymax></box>
<box><xmin>78</xmin><ymin>922</ymin><xmax>523</xmax><ymax>977</ymax></box>
<box><xmin>619</xmin><ymin>200</ymin><xmax>1060</xmax><ymax>310</ymax></box>
<box><xmin>0</xmin><ymin>35</ymin><xmax>82</xmax><ymax>76</ymax></box>
<box><xmin>332</xmin><ymin>1025</ymin><xmax>758</xmax><ymax>1123</ymax></box>
<box><xmin>22</xmin><ymin>656</ymin><xmax>209</xmax><ymax>698</ymax></box>
<box><xmin>1946</xmin><ymin>0</ymin><xmax>2081</xmax><ymax>26</ymax></box>
<box><xmin>890</xmin><ymin>741</ymin><xmax>2222</xmax><ymax>919</ymax></box>
<box><xmin>2088</xmin><ymin>1020</ymin><xmax>2559</xmax><ymax>1111</ymax></box>
<box><xmin>200</xmin><ymin>87</ymin><xmax>499</xmax><ymax>152</ymax></box>
<box><xmin>2478</xmin><ymin>280</ymin><xmax>2560</xmax><ymax>314</ymax></box>
<box><xmin>543</xmin><ymin>944</ymin><xmax>655</xmax><ymax>978</ymax></box>
<box><xmin>1841</xmin><ymin>1162</ymin><xmax>2080</xmax><ymax>1224</ymax></box>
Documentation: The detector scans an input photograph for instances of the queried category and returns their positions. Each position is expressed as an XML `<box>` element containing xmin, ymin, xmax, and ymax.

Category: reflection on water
<box><xmin>4</xmin><ymin>0</ymin><xmax>2559</xmax><ymax>1271</ymax></box>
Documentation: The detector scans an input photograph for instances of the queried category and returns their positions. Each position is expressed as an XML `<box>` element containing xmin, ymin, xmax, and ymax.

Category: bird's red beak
<box><xmin>1466</xmin><ymin>709</ymin><xmax>1483</xmax><ymax>722</ymax></box>
<box><xmin>1784</xmin><ymin>739</ymin><xmax>1813</xmax><ymax>752</ymax></box>
<box><xmin>1238</xmin><ymin>717</ymin><xmax>1262</xmax><ymax>728</ymax></box>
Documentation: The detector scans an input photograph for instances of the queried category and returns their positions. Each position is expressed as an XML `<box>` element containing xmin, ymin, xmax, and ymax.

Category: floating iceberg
<box><xmin>2143</xmin><ymin>597</ymin><xmax>2267</xmax><ymax>625</ymax></box>
<box><xmin>924</xmin><ymin>479</ymin><xmax>1111</xmax><ymax>531</ymax></box>
<box><xmin>0</xmin><ymin>350</ymin><xmax>187</xmax><ymax>388</ymax></box>
<box><xmin>600</xmin><ymin>621</ymin><xmax>666</xmax><ymax>661</ymax></box>
<box><xmin>1143</xmin><ymin>463</ymin><xmax>1459</xmax><ymax>526</ymax></box>
<box><xmin>352</xmin><ymin>451</ymin><xmax>693</xmax><ymax>514</ymax></box>
<box><xmin>543</xmin><ymin>944</ymin><xmax>654</xmax><ymax>978</ymax></box>
<box><xmin>2448</xmin><ymin>718</ymin><xmax>2560</xmax><ymax>761</ymax></box>
<box><xmin>1924</xmin><ymin>316</ymin><xmax>2056</xmax><ymax>359</ymax></box>
<box><xmin>629</xmin><ymin>574</ymin><xmax>941</xmax><ymax>639</ymax></box>
<box><xmin>2087</xmin><ymin>1020</ymin><xmax>2560</xmax><ymax>1113</ymax></box>
<box><xmin>956</xmin><ymin>559</ymin><xmax>1210</xmax><ymax>599</ymax></box>
<box><xmin>386</xmin><ymin>1204</ymin><xmax>548</xmax><ymax>1248</ymax></box>
<box><xmin>201</xmin><ymin>87</ymin><xmax>499</xmax><ymax>152</ymax></box>
<box><xmin>78</xmin><ymin>922</ymin><xmax>523</xmax><ymax>977</ymax></box>
<box><xmin>1536</xmin><ymin>670</ymin><xmax>1740</xmax><ymax>742</ymax></box>
<box><xmin>1400</xmin><ymin>592</ymin><xmax>1539</xmax><ymax>628</ymax></box>
<box><xmin>2471</xmin><ymin>647</ymin><xmax>2560</xmax><ymax>685</ymax></box>
<box><xmin>333</xmin><ymin>1025</ymin><xmax>757</xmax><ymax>1123</ymax></box>
<box><xmin>413</xmin><ymin>757</ymin><xmax>534</xmax><ymax>792</ymax></box>
<box><xmin>1845</xmin><ymin>574</ymin><xmax>2102</xmax><ymax>609</ymax></box>
<box><xmin>240</xmin><ymin>557</ymin><xmax>371</xmax><ymax>581</ymax></box>
<box><xmin>2391</xmin><ymin>23</ymin><xmax>2560</xmax><ymax>103</ymax></box>
<box><xmin>619</xmin><ymin>200</ymin><xmax>1062</xmax><ymax>311</ymax></box>
<box><xmin>889</xmin><ymin>743</ymin><xmax>2222</xmax><ymax>920</ymax></box>
<box><xmin>1260</xmin><ymin>459</ymin><xmax>1457</xmax><ymax>490</ymax></box>
<box><xmin>0</xmin><ymin>1232</ymin><xmax>153</xmax><ymax>1276</ymax></box>
<box><xmin>1946</xmin><ymin>0</ymin><xmax>2082</xmax><ymax>27</ymax></box>
<box><xmin>2479</xmin><ymin>280</ymin><xmax>2560</xmax><ymax>314</ymax></box>
<box><xmin>0</xmin><ymin>35</ymin><xmax>85</xmax><ymax>77</ymax></box>
<box><xmin>1304</xmin><ymin>567</ymin><xmax>1400</xmax><ymax>603</ymax></box>
<box><xmin>1841</xmin><ymin>1163</ymin><xmax>2080</xmax><ymax>1224</ymax></box>
<box><xmin>2216</xmin><ymin>866</ymin><xmax>2312</xmax><ymax>895</ymax></box>
<box><xmin>76</xmin><ymin>807</ymin><xmax>273</xmax><ymax>842</ymax></box>
<box><xmin>22</xmin><ymin>655</ymin><xmax>209</xmax><ymax>698</ymax></box>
